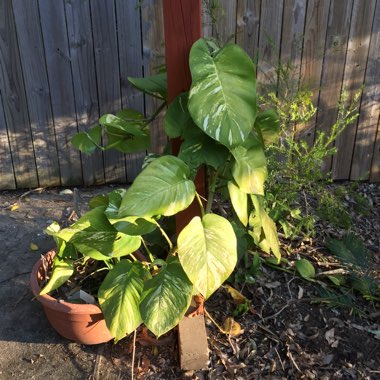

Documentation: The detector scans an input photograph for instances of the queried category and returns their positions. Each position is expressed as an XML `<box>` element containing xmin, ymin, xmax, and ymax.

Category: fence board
<box><xmin>90</xmin><ymin>0</ymin><xmax>126</xmax><ymax>183</ymax></box>
<box><xmin>332</xmin><ymin>0</ymin><xmax>376</xmax><ymax>180</ymax></box>
<box><xmin>141</xmin><ymin>0</ymin><xmax>167</xmax><ymax>155</ymax></box>
<box><xmin>0</xmin><ymin>0</ymin><xmax>38</xmax><ymax>189</ymax></box>
<box><xmin>236</xmin><ymin>0</ymin><xmax>261</xmax><ymax>61</ymax></box>
<box><xmin>315</xmin><ymin>0</ymin><xmax>353</xmax><ymax>172</ymax></box>
<box><xmin>64</xmin><ymin>0</ymin><xmax>104</xmax><ymax>186</ymax></box>
<box><xmin>299</xmin><ymin>0</ymin><xmax>330</xmax><ymax>146</ymax></box>
<box><xmin>351</xmin><ymin>0</ymin><xmax>380</xmax><ymax>180</ymax></box>
<box><xmin>12</xmin><ymin>0</ymin><xmax>60</xmax><ymax>187</ymax></box>
<box><xmin>0</xmin><ymin>89</ymin><xmax>15</xmax><ymax>189</ymax></box>
<box><xmin>116</xmin><ymin>1</ymin><xmax>145</xmax><ymax>182</ymax></box>
<box><xmin>218</xmin><ymin>0</ymin><xmax>237</xmax><ymax>44</ymax></box>
<box><xmin>371</xmin><ymin>118</ymin><xmax>380</xmax><ymax>182</ymax></box>
<box><xmin>39</xmin><ymin>0</ymin><xmax>82</xmax><ymax>186</ymax></box>
<box><xmin>257</xmin><ymin>0</ymin><xmax>284</xmax><ymax>88</ymax></box>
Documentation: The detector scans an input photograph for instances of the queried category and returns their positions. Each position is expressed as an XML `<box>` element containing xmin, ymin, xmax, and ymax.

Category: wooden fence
<box><xmin>0</xmin><ymin>0</ymin><xmax>379</xmax><ymax>190</ymax></box>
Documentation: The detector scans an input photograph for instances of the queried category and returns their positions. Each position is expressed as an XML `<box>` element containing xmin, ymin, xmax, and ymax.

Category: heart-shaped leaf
<box><xmin>119</xmin><ymin>156</ymin><xmax>196</xmax><ymax>217</ymax></box>
<box><xmin>232</xmin><ymin>137</ymin><xmax>267</xmax><ymax>195</ymax></box>
<box><xmin>178</xmin><ymin>214</ymin><xmax>237</xmax><ymax>299</ymax></box>
<box><xmin>98</xmin><ymin>261</ymin><xmax>151</xmax><ymax>341</ymax></box>
<box><xmin>228</xmin><ymin>181</ymin><xmax>249</xmax><ymax>226</ymax></box>
<box><xmin>188</xmin><ymin>39</ymin><xmax>256</xmax><ymax>148</ymax></box>
<box><xmin>254</xmin><ymin>109</ymin><xmax>280</xmax><ymax>146</ymax></box>
<box><xmin>139</xmin><ymin>256</ymin><xmax>193</xmax><ymax>337</ymax></box>
<box><xmin>71</xmin><ymin>125</ymin><xmax>102</xmax><ymax>154</ymax></box>
<box><xmin>39</xmin><ymin>257</ymin><xmax>74</xmax><ymax>295</ymax></box>
<box><xmin>128</xmin><ymin>73</ymin><xmax>167</xmax><ymax>100</ymax></box>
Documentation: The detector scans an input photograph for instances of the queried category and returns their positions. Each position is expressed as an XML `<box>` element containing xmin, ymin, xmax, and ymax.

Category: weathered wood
<box><xmin>0</xmin><ymin>90</ymin><xmax>15</xmax><ymax>190</ymax></box>
<box><xmin>217</xmin><ymin>0</ymin><xmax>237</xmax><ymax>44</ymax></box>
<box><xmin>0</xmin><ymin>0</ymin><xmax>38</xmax><ymax>189</ymax></box>
<box><xmin>315</xmin><ymin>0</ymin><xmax>353</xmax><ymax>172</ymax></box>
<box><xmin>38</xmin><ymin>0</ymin><xmax>82</xmax><ymax>186</ymax></box>
<box><xmin>332</xmin><ymin>0</ymin><xmax>376</xmax><ymax>180</ymax></box>
<box><xmin>141</xmin><ymin>0</ymin><xmax>167</xmax><ymax>156</ymax></box>
<box><xmin>64</xmin><ymin>0</ymin><xmax>104</xmax><ymax>186</ymax></box>
<box><xmin>257</xmin><ymin>0</ymin><xmax>284</xmax><ymax>88</ymax></box>
<box><xmin>236</xmin><ymin>0</ymin><xmax>261</xmax><ymax>61</ymax></box>
<box><xmin>351</xmin><ymin>0</ymin><xmax>380</xmax><ymax>180</ymax></box>
<box><xmin>12</xmin><ymin>0</ymin><xmax>60</xmax><ymax>187</ymax></box>
<box><xmin>370</xmin><ymin>120</ymin><xmax>380</xmax><ymax>182</ymax></box>
<box><xmin>116</xmin><ymin>1</ymin><xmax>146</xmax><ymax>182</ymax></box>
<box><xmin>298</xmin><ymin>0</ymin><xmax>330</xmax><ymax>146</ymax></box>
<box><xmin>90</xmin><ymin>0</ymin><xmax>126</xmax><ymax>184</ymax></box>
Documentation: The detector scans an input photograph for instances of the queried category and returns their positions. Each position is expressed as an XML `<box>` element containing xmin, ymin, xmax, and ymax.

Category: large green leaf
<box><xmin>163</xmin><ymin>92</ymin><xmax>192</xmax><ymax>138</ymax></box>
<box><xmin>128</xmin><ymin>73</ymin><xmax>167</xmax><ymax>100</ymax></box>
<box><xmin>139</xmin><ymin>256</ymin><xmax>193</xmax><ymax>337</ymax></box>
<box><xmin>177</xmin><ymin>214</ymin><xmax>237</xmax><ymax>299</ymax></box>
<box><xmin>254</xmin><ymin>109</ymin><xmax>280</xmax><ymax>146</ymax></box>
<box><xmin>250</xmin><ymin>195</ymin><xmax>280</xmax><ymax>261</ymax></box>
<box><xmin>118</xmin><ymin>156</ymin><xmax>196</xmax><ymax>217</ymax></box>
<box><xmin>98</xmin><ymin>261</ymin><xmax>151</xmax><ymax>341</ymax></box>
<box><xmin>228</xmin><ymin>181</ymin><xmax>249</xmax><ymax>226</ymax></box>
<box><xmin>71</xmin><ymin>125</ymin><xmax>102</xmax><ymax>155</ymax></box>
<box><xmin>231</xmin><ymin>137</ymin><xmax>267</xmax><ymax>195</ymax></box>
<box><xmin>55</xmin><ymin>208</ymin><xmax>141</xmax><ymax>260</ymax></box>
<box><xmin>188</xmin><ymin>39</ymin><xmax>256</xmax><ymax>148</ymax></box>
<box><xmin>39</xmin><ymin>258</ymin><xmax>74</xmax><ymax>295</ymax></box>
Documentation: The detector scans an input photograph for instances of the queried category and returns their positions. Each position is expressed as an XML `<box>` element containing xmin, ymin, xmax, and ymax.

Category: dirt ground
<box><xmin>0</xmin><ymin>185</ymin><xmax>379</xmax><ymax>379</ymax></box>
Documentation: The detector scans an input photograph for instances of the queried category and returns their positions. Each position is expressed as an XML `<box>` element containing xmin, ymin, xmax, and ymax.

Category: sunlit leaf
<box><xmin>39</xmin><ymin>258</ymin><xmax>74</xmax><ymax>295</ymax></box>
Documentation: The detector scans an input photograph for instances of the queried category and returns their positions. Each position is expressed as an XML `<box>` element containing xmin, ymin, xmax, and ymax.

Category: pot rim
<box><xmin>30</xmin><ymin>250</ymin><xmax>104</xmax><ymax>315</ymax></box>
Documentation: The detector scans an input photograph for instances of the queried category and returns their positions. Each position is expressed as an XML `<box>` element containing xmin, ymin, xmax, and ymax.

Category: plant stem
<box><xmin>205</xmin><ymin>169</ymin><xmax>218</xmax><ymax>214</ymax></box>
<box><xmin>141</xmin><ymin>238</ymin><xmax>155</xmax><ymax>262</ymax></box>
<box><xmin>154</xmin><ymin>220</ymin><xmax>173</xmax><ymax>252</ymax></box>
<box><xmin>131</xmin><ymin>329</ymin><xmax>137</xmax><ymax>380</ymax></box>
<box><xmin>195</xmin><ymin>192</ymin><xmax>205</xmax><ymax>217</ymax></box>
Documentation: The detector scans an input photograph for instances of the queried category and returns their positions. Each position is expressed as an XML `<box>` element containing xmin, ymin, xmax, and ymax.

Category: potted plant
<box><xmin>31</xmin><ymin>38</ymin><xmax>281</xmax><ymax>344</ymax></box>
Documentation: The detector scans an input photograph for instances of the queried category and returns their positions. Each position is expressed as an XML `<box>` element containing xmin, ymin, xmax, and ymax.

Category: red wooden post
<box><xmin>163</xmin><ymin>0</ymin><xmax>206</xmax><ymax>234</ymax></box>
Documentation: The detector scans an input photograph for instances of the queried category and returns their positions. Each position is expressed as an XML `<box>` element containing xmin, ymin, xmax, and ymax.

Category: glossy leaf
<box><xmin>232</xmin><ymin>137</ymin><xmax>267</xmax><ymax>195</ymax></box>
<box><xmin>39</xmin><ymin>258</ymin><xmax>74</xmax><ymax>295</ymax></box>
<box><xmin>178</xmin><ymin>214</ymin><xmax>237</xmax><ymax>299</ymax></box>
<box><xmin>228</xmin><ymin>181</ymin><xmax>249</xmax><ymax>226</ymax></box>
<box><xmin>254</xmin><ymin>109</ymin><xmax>280</xmax><ymax>146</ymax></box>
<box><xmin>128</xmin><ymin>73</ymin><xmax>167</xmax><ymax>100</ymax></box>
<box><xmin>98</xmin><ymin>261</ymin><xmax>151</xmax><ymax>341</ymax></box>
<box><xmin>188</xmin><ymin>39</ymin><xmax>256</xmax><ymax>147</ymax></box>
<box><xmin>71</xmin><ymin>125</ymin><xmax>102</xmax><ymax>155</ymax></box>
<box><xmin>139</xmin><ymin>256</ymin><xmax>193</xmax><ymax>337</ymax></box>
<box><xmin>295</xmin><ymin>259</ymin><xmax>316</xmax><ymax>280</ymax></box>
<box><xmin>119</xmin><ymin>156</ymin><xmax>196</xmax><ymax>217</ymax></box>
<box><xmin>250</xmin><ymin>195</ymin><xmax>280</xmax><ymax>261</ymax></box>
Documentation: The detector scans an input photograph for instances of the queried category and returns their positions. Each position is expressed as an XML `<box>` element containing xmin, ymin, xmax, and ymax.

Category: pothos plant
<box><xmin>40</xmin><ymin>38</ymin><xmax>281</xmax><ymax>342</ymax></box>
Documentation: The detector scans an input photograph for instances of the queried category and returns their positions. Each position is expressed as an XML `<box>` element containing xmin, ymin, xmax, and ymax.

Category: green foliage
<box><xmin>326</xmin><ymin>234</ymin><xmax>379</xmax><ymax>301</ymax></box>
<box><xmin>42</xmin><ymin>37</ymin><xmax>280</xmax><ymax>341</ymax></box>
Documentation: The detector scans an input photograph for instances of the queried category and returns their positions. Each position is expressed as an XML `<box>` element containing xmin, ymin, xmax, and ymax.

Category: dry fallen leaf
<box><xmin>223</xmin><ymin>317</ymin><xmax>244</xmax><ymax>337</ymax></box>
<box><xmin>224</xmin><ymin>285</ymin><xmax>247</xmax><ymax>304</ymax></box>
<box><xmin>10</xmin><ymin>203</ymin><xmax>19</xmax><ymax>211</ymax></box>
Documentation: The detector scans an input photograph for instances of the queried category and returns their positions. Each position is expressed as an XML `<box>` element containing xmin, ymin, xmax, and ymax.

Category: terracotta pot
<box><xmin>30</xmin><ymin>250</ymin><xmax>113</xmax><ymax>345</ymax></box>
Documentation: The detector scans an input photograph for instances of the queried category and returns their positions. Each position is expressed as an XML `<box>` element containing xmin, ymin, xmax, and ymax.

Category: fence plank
<box><xmin>0</xmin><ymin>0</ymin><xmax>38</xmax><ymax>189</ymax></box>
<box><xmin>370</xmin><ymin>119</ymin><xmax>380</xmax><ymax>182</ymax></box>
<box><xmin>12</xmin><ymin>0</ymin><xmax>60</xmax><ymax>187</ymax></box>
<box><xmin>141</xmin><ymin>0</ymin><xmax>167</xmax><ymax>155</ymax></box>
<box><xmin>218</xmin><ymin>0</ymin><xmax>237</xmax><ymax>44</ymax></box>
<box><xmin>315</xmin><ymin>0</ymin><xmax>353</xmax><ymax>172</ymax></box>
<box><xmin>236</xmin><ymin>0</ymin><xmax>261</xmax><ymax>61</ymax></box>
<box><xmin>351</xmin><ymin>0</ymin><xmax>380</xmax><ymax>180</ymax></box>
<box><xmin>64</xmin><ymin>0</ymin><xmax>104</xmax><ymax>186</ymax></box>
<box><xmin>39</xmin><ymin>0</ymin><xmax>82</xmax><ymax>186</ymax></box>
<box><xmin>90</xmin><ymin>0</ymin><xmax>126</xmax><ymax>183</ymax></box>
<box><xmin>0</xmin><ymin>90</ymin><xmax>15</xmax><ymax>189</ymax></box>
<box><xmin>332</xmin><ymin>0</ymin><xmax>376</xmax><ymax>180</ymax></box>
<box><xmin>298</xmin><ymin>0</ymin><xmax>330</xmax><ymax>146</ymax></box>
<box><xmin>116</xmin><ymin>1</ymin><xmax>145</xmax><ymax>182</ymax></box>
<box><xmin>257</xmin><ymin>0</ymin><xmax>284</xmax><ymax>88</ymax></box>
